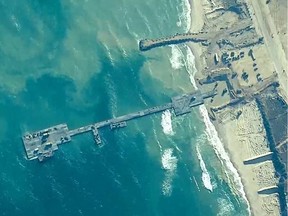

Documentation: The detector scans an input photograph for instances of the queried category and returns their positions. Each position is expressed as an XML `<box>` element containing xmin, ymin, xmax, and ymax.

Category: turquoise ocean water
<box><xmin>0</xmin><ymin>0</ymin><xmax>250</xmax><ymax>215</ymax></box>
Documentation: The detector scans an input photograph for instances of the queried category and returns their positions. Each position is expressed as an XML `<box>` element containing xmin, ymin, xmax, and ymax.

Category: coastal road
<box><xmin>247</xmin><ymin>0</ymin><xmax>288</xmax><ymax>101</ymax></box>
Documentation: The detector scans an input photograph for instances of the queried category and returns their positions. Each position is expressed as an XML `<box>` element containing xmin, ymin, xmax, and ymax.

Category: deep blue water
<box><xmin>0</xmin><ymin>0</ymin><xmax>249</xmax><ymax>215</ymax></box>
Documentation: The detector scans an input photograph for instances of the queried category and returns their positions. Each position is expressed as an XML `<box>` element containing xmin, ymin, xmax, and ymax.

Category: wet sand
<box><xmin>186</xmin><ymin>0</ymin><xmax>282</xmax><ymax>215</ymax></box>
<box><xmin>215</xmin><ymin>101</ymin><xmax>280</xmax><ymax>216</ymax></box>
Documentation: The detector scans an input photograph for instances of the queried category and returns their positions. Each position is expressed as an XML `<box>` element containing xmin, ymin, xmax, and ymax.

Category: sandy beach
<box><xmin>186</xmin><ymin>0</ymin><xmax>283</xmax><ymax>215</ymax></box>
<box><xmin>215</xmin><ymin>101</ymin><xmax>281</xmax><ymax>216</ymax></box>
<box><xmin>187</xmin><ymin>0</ymin><xmax>204</xmax><ymax>77</ymax></box>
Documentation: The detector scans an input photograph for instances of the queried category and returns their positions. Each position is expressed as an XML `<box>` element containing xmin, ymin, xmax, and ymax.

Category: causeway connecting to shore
<box><xmin>23</xmin><ymin>90</ymin><xmax>216</xmax><ymax>161</ymax></box>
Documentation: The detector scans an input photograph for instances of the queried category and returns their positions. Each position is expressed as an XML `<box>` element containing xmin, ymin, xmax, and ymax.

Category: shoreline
<box><xmin>187</xmin><ymin>0</ymin><xmax>204</xmax><ymax>78</ymax></box>
<box><xmin>137</xmin><ymin>0</ymin><xmax>286</xmax><ymax>214</ymax></box>
<box><xmin>185</xmin><ymin>0</ymin><xmax>273</xmax><ymax>215</ymax></box>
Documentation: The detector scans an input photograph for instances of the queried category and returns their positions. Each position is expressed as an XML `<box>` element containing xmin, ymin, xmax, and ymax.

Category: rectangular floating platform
<box><xmin>110</xmin><ymin>121</ymin><xmax>127</xmax><ymax>130</ymax></box>
<box><xmin>172</xmin><ymin>91</ymin><xmax>204</xmax><ymax>116</ymax></box>
<box><xmin>172</xmin><ymin>90</ymin><xmax>216</xmax><ymax>116</ymax></box>
<box><xmin>22</xmin><ymin>124</ymin><xmax>71</xmax><ymax>161</ymax></box>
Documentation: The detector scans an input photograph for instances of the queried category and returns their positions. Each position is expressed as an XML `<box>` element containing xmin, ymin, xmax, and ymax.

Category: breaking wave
<box><xmin>196</xmin><ymin>145</ymin><xmax>213</xmax><ymax>192</ymax></box>
<box><xmin>217</xmin><ymin>197</ymin><xmax>235</xmax><ymax>216</ymax></box>
<box><xmin>171</xmin><ymin>0</ymin><xmax>250</xmax><ymax>213</ymax></box>
<box><xmin>176</xmin><ymin>0</ymin><xmax>191</xmax><ymax>32</ymax></box>
<box><xmin>161</xmin><ymin>148</ymin><xmax>177</xmax><ymax>171</ymax></box>
<box><xmin>183</xmin><ymin>44</ymin><xmax>251</xmax><ymax>214</ymax></box>
<box><xmin>161</xmin><ymin>110</ymin><xmax>175</xmax><ymax>135</ymax></box>
<box><xmin>199</xmin><ymin>105</ymin><xmax>250</xmax><ymax>211</ymax></box>
<box><xmin>161</xmin><ymin>148</ymin><xmax>178</xmax><ymax>196</ymax></box>
<box><xmin>169</xmin><ymin>45</ymin><xmax>185</xmax><ymax>70</ymax></box>
<box><xmin>184</xmin><ymin>46</ymin><xmax>198</xmax><ymax>88</ymax></box>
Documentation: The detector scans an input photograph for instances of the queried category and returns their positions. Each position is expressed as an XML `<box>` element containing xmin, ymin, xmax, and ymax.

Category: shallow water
<box><xmin>0</xmin><ymin>0</ymin><xmax>249</xmax><ymax>215</ymax></box>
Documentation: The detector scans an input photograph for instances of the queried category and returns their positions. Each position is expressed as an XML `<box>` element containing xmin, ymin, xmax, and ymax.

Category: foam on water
<box><xmin>199</xmin><ymin>106</ymin><xmax>250</xmax><ymax>211</ymax></box>
<box><xmin>217</xmin><ymin>197</ymin><xmax>235</xmax><ymax>216</ymax></box>
<box><xmin>180</xmin><ymin>24</ymin><xmax>251</xmax><ymax>212</ymax></box>
<box><xmin>176</xmin><ymin>0</ymin><xmax>191</xmax><ymax>32</ymax></box>
<box><xmin>196</xmin><ymin>145</ymin><xmax>213</xmax><ymax>192</ymax></box>
<box><xmin>183</xmin><ymin>46</ymin><xmax>251</xmax><ymax>213</ymax></box>
<box><xmin>161</xmin><ymin>148</ymin><xmax>178</xmax><ymax>196</ymax></box>
<box><xmin>184</xmin><ymin>46</ymin><xmax>198</xmax><ymax>88</ymax></box>
<box><xmin>161</xmin><ymin>148</ymin><xmax>177</xmax><ymax>171</ymax></box>
<box><xmin>169</xmin><ymin>45</ymin><xmax>185</xmax><ymax>70</ymax></box>
<box><xmin>161</xmin><ymin>110</ymin><xmax>175</xmax><ymax>135</ymax></box>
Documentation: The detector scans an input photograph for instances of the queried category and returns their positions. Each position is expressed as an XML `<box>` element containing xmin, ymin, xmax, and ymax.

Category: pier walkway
<box><xmin>68</xmin><ymin>103</ymin><xmax>173</xmax><ymax>137</ymax></box>
<box><xmin>22</xmin><ymin>90</ymin><xmax>216</xmax><ymax>161</ymax></box>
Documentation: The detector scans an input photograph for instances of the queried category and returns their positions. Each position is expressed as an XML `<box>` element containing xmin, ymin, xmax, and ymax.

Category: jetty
<box><xmin>22</xmin><ymin>90</ymin><xmax>216</xmax><ymax>162</ymax></box>
<box><xmin>139</xmin><ymin>32</ymin><xmax>210</xmax><ymax>51</ymax></box>
<box><xmin>139</xmin><ymin>20</ymin><xmax>255</xmax><ymax>52</ymax></box>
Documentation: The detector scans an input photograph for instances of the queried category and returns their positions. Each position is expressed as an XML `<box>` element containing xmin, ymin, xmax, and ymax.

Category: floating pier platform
<box><xmin>22</xmin><ymin>90</ymin><xmax>216</xmax><ymax>161</ymax></box>
<box><xmin>22</xmin><ymin>124</ymin><xmax>71</xmax><ymax>161</ymax></box>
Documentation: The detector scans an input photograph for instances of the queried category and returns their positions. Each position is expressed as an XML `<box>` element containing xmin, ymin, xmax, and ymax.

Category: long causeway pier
<box><xmin>22</xmin><ymin>90</ymin><xmax>216</xmax><ymax>161</ymax></box>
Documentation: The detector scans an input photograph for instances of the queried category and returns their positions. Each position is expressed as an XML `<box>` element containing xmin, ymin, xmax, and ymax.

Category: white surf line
<box><xmin>169</xmin><ymin>45</ymin><xmax>185</xmax><ymax>70</ymax></box>
<box><xmin>175</xmin><ymin>1</ymin><xmax>250</xmax><ymax>213</ymax></box>
<box><xmin>183</xmin><ymin>44</ymin><xmax>251</xmax><ymax>214</ymax></box>
<box><xmin>177</xmin><ymin>0</ymin><xmax>191</xmax><ymax>32</ymax></box>
<box><xmin>196</xmin><ymin>145</ymin><xmax>213</xmax><ymax>192</ymax></box>
<box><xmin>200</xmin><ymin>105</ymin><xmax>250</xmax><ymax>212</ymax></box>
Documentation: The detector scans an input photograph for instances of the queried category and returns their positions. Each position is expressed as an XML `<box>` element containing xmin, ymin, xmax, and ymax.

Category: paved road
<box><xmin>247</xmin><ymin>0</ymin><xmax>288</xmax><ymax>100</ymax></box>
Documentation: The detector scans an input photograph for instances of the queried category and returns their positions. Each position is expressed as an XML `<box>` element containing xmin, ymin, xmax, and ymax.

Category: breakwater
<box><xmin>139</xmin><ymin>32</ymin><xmax>210</xmax><ymax>51</ymax></box>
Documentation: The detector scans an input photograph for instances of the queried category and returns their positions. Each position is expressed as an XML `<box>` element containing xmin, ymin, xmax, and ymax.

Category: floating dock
<box><xmin>22</xmin><ymin>90</ymin><xmax>216</xmax><ymax>161</ymax></box>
